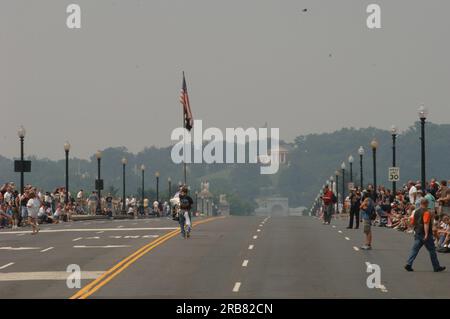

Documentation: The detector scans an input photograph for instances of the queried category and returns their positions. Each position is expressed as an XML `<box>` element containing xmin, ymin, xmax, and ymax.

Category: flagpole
<box><xmin>183</xmin><ymin>71</ymin><xmax>187</xmax><ymax>186</ymax></box>
<box><xmin>183</xmin><ymin>111</ymin><xmax>187</xmax><ymax>186</ymax></box>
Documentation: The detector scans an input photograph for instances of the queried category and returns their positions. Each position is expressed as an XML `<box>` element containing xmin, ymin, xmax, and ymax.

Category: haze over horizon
<box><xmin>2</xmin><ymin>0</ymin><xmax>449</xmax><ymax>160</ymax></box>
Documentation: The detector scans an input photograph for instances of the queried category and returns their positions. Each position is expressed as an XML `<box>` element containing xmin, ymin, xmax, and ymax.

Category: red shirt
<box><xmin>322</xmin><ymin>190</ymin><xmax>334</xmax><ymax>205</ymax></box>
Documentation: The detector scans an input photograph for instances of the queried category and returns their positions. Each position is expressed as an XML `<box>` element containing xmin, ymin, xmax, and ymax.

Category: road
<box><xmin>0</xmin><ymin>214</ymin><xmax>450</xmax><ymax>298</ymax></box>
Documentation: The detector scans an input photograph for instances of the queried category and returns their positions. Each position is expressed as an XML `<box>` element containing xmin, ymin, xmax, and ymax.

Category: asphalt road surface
<box><xmin>1</xmin><ymin>214</ymin><xmax>450</xmax><ymax>299</ymax></box>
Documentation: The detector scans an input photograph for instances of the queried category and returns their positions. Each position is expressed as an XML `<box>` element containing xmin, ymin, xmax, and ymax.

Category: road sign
<box><xmin>14</xmin><ymin>160</ymin><xmax>31</xmax><ymax>172</ymax></box>
<box><xmin>388</xmin><ymin>167</ymin><xmax>400</xmax><ymax>182</ymax></box>
<box><xmin>95</xmin><ymin>179</ymin><xmax>104</xmax><ymax>190</ymax></box>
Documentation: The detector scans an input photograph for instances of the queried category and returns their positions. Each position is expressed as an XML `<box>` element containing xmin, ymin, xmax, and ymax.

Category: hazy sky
<box><xmin>1</xmin><ymin>0</ymin><xmax>449</xmax><ymax>160</ymax></box>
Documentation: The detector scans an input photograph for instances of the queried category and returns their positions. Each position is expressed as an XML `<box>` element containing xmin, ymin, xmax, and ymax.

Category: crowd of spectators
<box><xmin>344</xmin><ymin>178</ymin><xmax>450</xmax><ymax>252</ymax></box>
<box><xmin>0</xmin><ymin>181</ymin><xmax>172</xmax><ymax>230</ymax></box>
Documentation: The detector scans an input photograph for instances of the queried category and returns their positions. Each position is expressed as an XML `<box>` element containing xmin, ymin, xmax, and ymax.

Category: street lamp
<box><xmin>140</xmin><ymin>164</ymin><xmax>145</xmax><ymax>214</ymax></box>
<box><xmin>95</xmin><ymin>150</ymin><xmax>102</xmax><ymax>214</ymax></box>
<box><xmin>201</xmin><ymin>195</ymin><xmax>205</xmax><ymax>214</ymax></box>
<box><xmin>370</xmin><ymin>138</ymin><xmax>379</xmax><ymax>198</ymax></box>
<box><xmin>358</xmin><ymin>146</ymin><xmax>365</xmax><ymax>189</ymax></box>
<box><xmin>64</xmin><ymin>142</ymin><xmax>71</xmax><ymax>204</ymax></box>
<box><xmin>348</xmin><ymin>155</ymin><xmax>354</xmax><ymax>183</ymax></box>
<box><xmin>195</xmin><ymin>191</ymin><xmax>198</xmax><ymax>213</ymax></box>
<box><xmin>418</xmin><ymin>106</ymin><xmax>428</xmax><ymax>190</ymax></box>
<box><xmin>121</xmin><ymin>157</ymin><xmax>128</xmax><ymax>214</ymax></box>
<box><xmin>391</xmin><ymin>125</ymin><xmax>398</xmax><ymax>194</ymax></box>
<box><xmin>341</xmin><ymin>162</ymin><xmax>346</xmax><ymax>202</ymax></box>
<box><xmin>155</xmin><ymin>171</ymin><xmax>160</xmax><ymax>202</ymax></box>
<box><xmin>18</xmin><ymin>126</ymin><xmax>26</xmax><ymax>194</ymax></box>
<box><xmin>335</xmin><ymin>170</ymin><xmax>340</xmax><ymax>211</ymax></box>
<box><xmin>330</xmin><ymin>176</ymin><xmax>334</xmax><ymax>193</ymax></box>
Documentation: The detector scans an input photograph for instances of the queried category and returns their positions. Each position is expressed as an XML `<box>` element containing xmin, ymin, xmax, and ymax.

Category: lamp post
<box><xmin>64</xmin><ymin>142</ymin><xmax>71</xmax><ymax>204</ymax></box>
<box><xmin>341</xmin><ymin>162</ymin><xmax>346</xmax><ymax>202</ymax></box>
<box><xmin>168</xmin><ymin>177</ymin><xmax>172</xmax><ymax>200</ymax></box>
<box><xmin>140</xmin><ymin>164</ymin><xmax>145</xmax><ymax>214</ymax></box>
<box><xmin>95</xmin><ymin>150</ymin><xmax>102</xmax><ymax>214</ymax></box>
<box><xmin>418</xmin><ymin>106</ymin><xmax>428</xmax><ymax>190</ymax></box>
<box><xmin>335</xmin><ymin>170</ymin><xmax>340</xmax><ymax>212</ymax></box>
<box><xmin>168</xmin><ymin>177</ymin><xmax>172</xmax><ymax>214</ymax></box>
<box><xmin>330</xmin><ymin>176</ymin><xmax>334</xmax><ymax>194</ymax></box>
<box><xmin>201</xmin><ymin>196</ymin><xmax>205</xmax><ymax>214</ymax></box>
<box><xmin>18</xmin><ymin>126</ymin><xmax>26</xmax><ymax>195</ymax></box>
<box><xmin>348</xmin><ymin>155</ymin><xmax>354</xmax><ymax>183</ymax></box>
<box><xmin>195</xmin><ymin>191</ymin><xmax>198</xmax><ymax>213</ymax></box>
<box><xmin>155</xmin><ymin>171</ymin><xmax>160</xmax><ymax>202</ymax></box>
<box><xmin>121</xmin><ymin>158</ymin><xmax>127</xmax><ymax>213</ymax></box>
<box><xmin>391</xmin><ymin>125</ymin><xmax>398</xmax><ymax>194</ymax></box>
<box><xmin>370</xmin><ymin>138</ymin><xmax>379</xmax><ymax>199</ymax></box>
<box><xmin>358</xmin><ymin>146</ymin><xmax>365</xmax><ymax>189</ymax></box>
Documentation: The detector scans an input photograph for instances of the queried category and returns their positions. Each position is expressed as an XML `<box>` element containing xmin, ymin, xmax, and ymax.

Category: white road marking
<box><xmin>86</xmin><ymin>236</ymin><xmax>100</xmax><ymax>240</ymax></box>
<box><xmin>72</xmin><ymin>237</ymin><xmax>83</xmax><ymax>242</ymax></box>
<box><xmin>345</xmin><ymin>237</ymin><xmax>350</xmax><ymax>241</ymax></box>
<box><xmin>248</xmin><ymin>245</ymin><xmax>254</xmax><ymax>250</ymax></box>
<box><xmin>40</xmin><ymin>247</ymin><xmax>54</xmax><ymax>253</ymax></box>
<box><xmin>124</xmin><ymin>235</ymin><xmax>140</xmax><ymax>239</ymax></box>
<box><xmin>257</xmin><ymin>229</ymin><xmax>261</xmax><ymax>232</ymax></box>
<box><xmin>353</xmin><ymin>246</ymin><xmax>360</xmax><ymax>251</ymax></box>
<box><xmin>242</xmin><ymin>260</ymin><xmax>249</xmax><ymax>267</ymax></box>
<box><xmin>0</xmin><ymin>227</ymin><xmax>177</xmax><ymax>235</ymax></box>
<box><xmin>253</xmin><ymin>235</ymin><xmax>258</xmax><ymax>239</ymax></box>
<box><xmin>0</xmin><ymin>262</ymin><xmax>15</xmax><ymax>270</ymax></box>
<box><xmin>142</xmin><ymin>235</ymin><xmax>159</xmax><ymax>238</ymax></box>
<box><xmin>332</xmin><ymin>225</ymin><xmax>336</xmax><ymax>228</ymax></box>
<box><xmin>232</xmin><ymin>282</ymin><xmax>241</xmax><ymax>292</ymax></box>
<box><xmin>73</xmin><ymin>245</ymin><xmax>131</xmax><ymax>248</ymax></box>
<box><xmin>338</xmin><ymin>230</ymin><xmax>343</xmax><ymax>234</ymax></box>
<box><xmin>109</xmin><ymin>236</ymin><xmax>122</xmax><ymax>239</ymax></box>
<box><xmin>96</xmin><ymin>231</ymin><xmax>104</xmax><ymax>234</ymax></box>
<box><xmin>0</xmin><ymin>247</ymin><xmax>41</xmax><ymax>251</ymax></box>
<box><xmin>0</xmin><ymin>271</ymin><xmax>104</xmax><ymax>281</ymax></box>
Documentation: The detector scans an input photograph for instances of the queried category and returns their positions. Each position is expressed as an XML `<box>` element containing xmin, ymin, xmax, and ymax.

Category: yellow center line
<box><xmin>70</xmin><ymin>216</ymin><xmax>225</xmax><ymax>299</ymax></box>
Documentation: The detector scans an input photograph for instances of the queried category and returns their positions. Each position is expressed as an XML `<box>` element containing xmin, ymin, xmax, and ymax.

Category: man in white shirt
<box><xmin>409</xmin><ymin>181</ymin><xmax>418</xmax><ymax>204</ymax></box>
<box><xmin>26</xmin><ymin>192</ymin><xmax>40</xmax><ymax>234</ymax></box>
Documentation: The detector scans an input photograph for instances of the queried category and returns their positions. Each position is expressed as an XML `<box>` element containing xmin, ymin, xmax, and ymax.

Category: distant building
<box><xmin>257</xmin><ymin>142</ymin><xmax>292</xmax><ymax>166</ymax></box>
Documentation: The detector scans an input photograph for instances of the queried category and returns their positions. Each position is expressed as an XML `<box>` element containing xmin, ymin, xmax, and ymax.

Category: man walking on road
<box><xmin>405</xmin><ymin>198</ymin><xmax>446</xmax><ymax>272</ymax></box>
<box><xmin>321</xmin><ymin>185</ymin><xmax>335</xmax><ymax>225</ymax></box>
<box><xmin>178</xmin><ymin>186</ymin><xmax>193</xmax><ymax>239</ymax></box>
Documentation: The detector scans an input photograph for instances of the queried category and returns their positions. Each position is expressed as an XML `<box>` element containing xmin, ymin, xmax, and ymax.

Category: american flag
<box><xmin>179</xmin><ymin>72</ymin><xmax>193</xmax><ymax>131</ymax></box>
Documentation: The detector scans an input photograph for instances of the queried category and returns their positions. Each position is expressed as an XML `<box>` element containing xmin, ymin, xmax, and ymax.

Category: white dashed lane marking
<box><xmin>353</xmin><ymin>246</ymin><xmax>360</xmax><ymax>251</ymax></box>
<box><xmin>345</xmin><ymin>237</ymin><xmax>350</xmax><ymax>241</ymax></box>
<box><xmin>242</xmin><ymin>260</ymin><xmax>249</xmax><ymax>267</ymax></box>
<box><xmin>73</xmin><ymin>245</ymin><xmax>131</xmax><ymax>249</ymax></box>
<box><xmin>338</xmin><ymin>230</ymin><xmax>343</xmax><ymax>234</ymax></box>
<box><xmin>0</xmin><ymin>262</ymin><xmax>15</xmax><ymax>270</ymax></box>
<box><xmin>248</xmin><ymin>245</ymin><xmax>254</xmax><ymax>250</ymax></box>
<box><xmin>253</xmin><ymin>235</ymin><xmax>258</xmax><ymax>239</ymax></box>
<box><xmin>40</xmin><ymin>247</ymin><xmax>54</xmax><ymax>253</ymax></box>
<box><xmin>232</xmin><ymin>282</ymin><xmax>241</xmax><ymax>292</ymax></box>
<box><xmin>72</xmin><ymin>237</ymin><xmax>82</xmax><ymax>242</ymax></box>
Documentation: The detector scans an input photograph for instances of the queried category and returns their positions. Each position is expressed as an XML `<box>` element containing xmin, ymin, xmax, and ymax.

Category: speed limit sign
<box><xmin>388</xmin><ymin>167</ymin><xmax>400</xmax><ymax>182</ymax></box>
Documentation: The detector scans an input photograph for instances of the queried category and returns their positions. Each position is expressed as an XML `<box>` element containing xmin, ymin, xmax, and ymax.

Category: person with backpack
<box><xmin>178</xmin><ymin>186</ymin><xmax>194</xmax><ymax>239</ymax></box>
<box><xmin>360</xmin><ymin>190</ymin><xmax>376</xmax><ymax>250</ymax></box>
<box><xmin>321</xmin><ymin>185</ymin><xmax>335</xmax><ymax>225</ymax></box>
